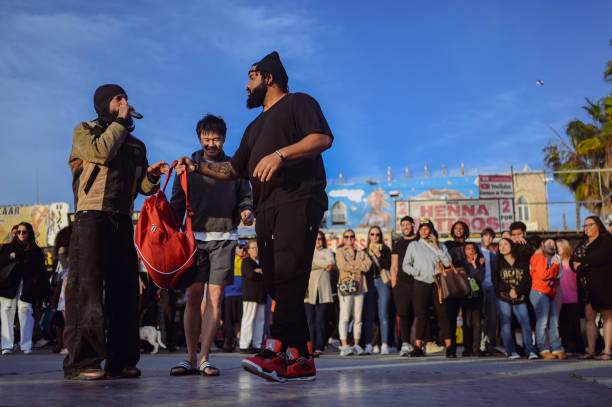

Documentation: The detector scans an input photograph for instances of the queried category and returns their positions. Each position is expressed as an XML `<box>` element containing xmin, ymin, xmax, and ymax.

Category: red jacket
<box><xmin>529</xmin><ymin>253</ymin><xmax>559</xmax><ymax>297</ymax></box>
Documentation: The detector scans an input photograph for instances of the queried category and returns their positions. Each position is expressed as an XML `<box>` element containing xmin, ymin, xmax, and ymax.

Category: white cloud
<box><xmin>329</xmin><ymin>189</ymin><xmax>365</xmax><ymax>203</ymax></box>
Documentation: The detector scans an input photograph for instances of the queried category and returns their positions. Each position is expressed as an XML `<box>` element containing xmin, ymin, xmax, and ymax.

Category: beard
<box><xmin>246</xmin><ymin>82</ymin><xmax>267</xmax><ymax>109</ymax></box>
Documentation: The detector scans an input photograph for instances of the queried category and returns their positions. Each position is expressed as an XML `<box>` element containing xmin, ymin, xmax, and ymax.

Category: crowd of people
<box><xmin>2</xmin><ymin>217</ymin><xmax>611</xmax><ymax>365</ymax></box>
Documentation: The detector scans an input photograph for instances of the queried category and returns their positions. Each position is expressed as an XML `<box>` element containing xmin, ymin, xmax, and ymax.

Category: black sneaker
<box><xmin>409</xmin><ymin>347</ymin><xmax>425</xmax><ymax>357</ymax></box>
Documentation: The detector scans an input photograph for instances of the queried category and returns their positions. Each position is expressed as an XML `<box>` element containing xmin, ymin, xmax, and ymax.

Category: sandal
<box><xmin>595</xmin><ymin>353</ymin><xmax>611</xmax><ymax>360</ymax></box>
<box><xmin>170</xmin><ymin>360</ymin><xmax>197</xmax><ymax>376</ymax></box>
<box><xmin>199</xmin><ymin>360</ymin><xmax>220</xmax><ymax>376</ymax></box>
<box><xmin>579</xmin><ymin>353</ymin><xmax>595</xmax><ymax>360</ymax></box>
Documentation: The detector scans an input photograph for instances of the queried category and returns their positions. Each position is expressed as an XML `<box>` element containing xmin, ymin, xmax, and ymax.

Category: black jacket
<box><xmin>241</xmin><ymin>257</ymin><xmax>266</xmax><ymax>304</ymax></box>
<box><xmin>364</xmin><ymin>245</ymin><xmax>391</xmax><ymax>279</ymax></box>
<box><xmin>0</xmin><ymin>242</ymin><xmax>50</xmax><ymax>303</ymax></box>
<box><xmin>492</xmin><ymin>255</ymin><xmax>531</xmax><ymax>304</ymax></box>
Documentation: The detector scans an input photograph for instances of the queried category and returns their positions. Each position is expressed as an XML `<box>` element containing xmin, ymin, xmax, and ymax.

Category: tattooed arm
<box><xmin>175</xmin><ymin>158</ymin><xmax>239</xmax><ymax>180</ymax></box>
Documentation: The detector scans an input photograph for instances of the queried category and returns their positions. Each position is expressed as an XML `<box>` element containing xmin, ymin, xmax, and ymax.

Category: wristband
<box><xmin>274</xmin><ymin>150</ymin><xmax>286</xmax><ymax>163</ymax></box>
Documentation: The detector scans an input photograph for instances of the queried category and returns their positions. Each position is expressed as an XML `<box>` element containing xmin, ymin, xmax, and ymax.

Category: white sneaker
<box><xmin>508</xmin><ymin>352</ymin><xmax>520</xmax><ymax>360</ymax></box>
<box><xmin>34</xmin><ymin>339</ymin><xmax>48</xmax><ymax>349</ymax></box>
<box><xmin>426</xmin><ymin>342</ymin><xmax>444</xmax><ymax>354</ymax></box>
<box><xmin>340</xmin><ymin>345</ymin><xmax>354</xmax><ymax>356</ymax></box>
<box><xmin>399</xmin><ymin>342</ymin><xmax>412</xmax><ymax>356</ymax></box>
<box><xmin>2</xmin><ymin>349</ymin><xmax>12</xmax><ymax>355</ymax></box>
<box><xmin>328</xmin><ymin>338</ymin><xmax>342</xmax><ymax>350</ymax></box>
<box><xmin>364</xmin><ymin>344</ymin><xmax>373</xmax><ymax>354</ymax></box>
<box><xmin>528</xmin><ymin>352</ymin><xmax>539</xmax><ymax>360</ymax></box>
<box><xmin>353</xmin><ymin>345</ymin><xmax>366</xmax><ymax>355</ymax></box>
<box><xmin>380</xmin><ymin>344</ymin><xmax>390</xmax><ymax>355</ymax></box>
<box><xmin>372</xmin><ymin>345</ymin><xmax>380</xmax><ymax>354</ymax></box>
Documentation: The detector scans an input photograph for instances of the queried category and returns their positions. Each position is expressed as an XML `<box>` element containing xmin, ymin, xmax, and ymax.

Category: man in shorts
<box><xmin>170</xmin><ymin>114</ymin><xmax>253</xmax><ymax>376</ymax></box>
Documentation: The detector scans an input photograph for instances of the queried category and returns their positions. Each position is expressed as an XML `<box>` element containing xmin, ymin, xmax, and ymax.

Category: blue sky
<box><xmin>1</xmin><ymin>0</ymin><xmax>610</xmax><ymax>228</ymax></box>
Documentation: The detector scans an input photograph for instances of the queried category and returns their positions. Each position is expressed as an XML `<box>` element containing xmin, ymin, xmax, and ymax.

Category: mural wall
<box><xmin>324</xmin><ymin>176</ymin><xmax>479</xmax><ymax>232</ymax></box>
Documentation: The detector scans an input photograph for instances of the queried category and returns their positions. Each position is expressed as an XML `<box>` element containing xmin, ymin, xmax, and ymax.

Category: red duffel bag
<box><xmin>135</xmin><ymin>160</ymin><xmax>196</xmax><ymax>288</ymax></box>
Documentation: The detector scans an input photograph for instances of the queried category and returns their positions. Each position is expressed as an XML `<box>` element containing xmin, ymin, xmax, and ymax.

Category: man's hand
<box><xmin>9</xmin><ymin>252</ymin><xmax>16</xmax><ymax>260</ymax></box>
<box><xmin>254</xmin><ymin>268</ymin><xmax>263</xmax><ymax>274</ymax></box>
<box><xmin>241</xmin><ymin>209</ymin><xmax>254</xmax><ymax>226</ymax></box>
<box><xmin>175</xmin><ymin>157</ymin><xmax>196</xmax><ymax>176</ymax></box>
<box><xmin>118</xmin><ymin>100</ymin><xmax>132</xmax><ymax>120</ymax></box>
<box><xmin>147</xmin><ymin>161</ymin><xmax>169</xmax><ymax>176</ymax></box>
<box><xmin>479</xmin><ymin>257</ymin><xmax>486</xmax><ymax>265</ymax></box>
<box><xmin>253</xmin><ymin>151</ymin><xmax>283</xmax><ymax>182</ymax></box>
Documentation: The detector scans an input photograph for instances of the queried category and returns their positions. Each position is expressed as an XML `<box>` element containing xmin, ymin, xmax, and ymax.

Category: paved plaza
<box><xmin>1</xmin><ymin>350</ymin><xmax>611</xmax><ymax>406</ymax></box>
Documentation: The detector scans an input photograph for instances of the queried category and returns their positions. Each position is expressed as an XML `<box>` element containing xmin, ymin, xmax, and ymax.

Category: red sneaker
<box><xmin>284</xmin><ymin>348</ymin><xmax>316</xmax><ymax>381</ymax></box>
<box><xmin>241</xmin><ymin>339</ymin><xmax>287</xmax><ymax>382</ymax></box>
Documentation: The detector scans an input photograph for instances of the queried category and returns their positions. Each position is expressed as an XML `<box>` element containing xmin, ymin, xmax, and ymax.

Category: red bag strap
<box><xmin>160</xmin><ymin>160</ymin><xmax>194</xmax><ymax>232</ymax></box>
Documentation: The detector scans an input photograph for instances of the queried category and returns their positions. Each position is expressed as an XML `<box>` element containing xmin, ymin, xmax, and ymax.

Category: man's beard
<box><xmin>246</xmin><ymin>82</ymin><xmax>267</xmax><ymax>109</ymax></box>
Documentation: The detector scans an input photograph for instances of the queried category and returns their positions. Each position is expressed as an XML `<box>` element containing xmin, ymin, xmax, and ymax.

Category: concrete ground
<box><xmin>0</xmin><ymin>349</ymin><xmax>611</xmax><ymax>406</ymax></box>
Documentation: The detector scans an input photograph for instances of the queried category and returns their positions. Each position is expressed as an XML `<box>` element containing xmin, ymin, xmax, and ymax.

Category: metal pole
<box><xmin>598</xmin><ymin>169</ymin><xmax>606</xmax><ymax>220</ymax></box>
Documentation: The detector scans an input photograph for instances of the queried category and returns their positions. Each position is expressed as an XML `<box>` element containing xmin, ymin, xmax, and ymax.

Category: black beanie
<box><xmin>94</xmin><ymin>84</ymin><xmax>126</xmax><ymax>119</ymax></box>
<box><xmin>249</xmin><ymin>51</ymin><xmax>288</xmax><ymax>86</ymax></box>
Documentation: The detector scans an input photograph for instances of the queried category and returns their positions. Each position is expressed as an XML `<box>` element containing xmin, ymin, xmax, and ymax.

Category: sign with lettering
<box><xmin>394</xmin><ymin>199</ymin><xmax>514</xmax><ymax>234</ymax></box>
<box><xmin>478</xmin><ymin>175</ymin><xmax>514</xmax><ymax>199</ymax></box>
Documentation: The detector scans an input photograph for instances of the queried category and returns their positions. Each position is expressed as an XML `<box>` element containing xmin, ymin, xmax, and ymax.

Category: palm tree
<box><xmin>543</xmin><ymin>57</ymin><xmax>612</xmax><ymax>218</ymax></box>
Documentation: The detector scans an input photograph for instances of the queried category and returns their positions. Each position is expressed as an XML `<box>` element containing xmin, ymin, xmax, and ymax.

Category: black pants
<box><xmin>462</xmin><ymin>299</ymin><xmax>482</xmax><ymax>354</ymax></box>
<box><xmin>222</xmin><ymin>295</ymin><xmax>243</xmax><ymax>344</ymax></box>
<box><xmin>413</xmin><ymin>280</ymin><xmax>452</xmax><ymax>341</ymax></box>
<box><xmin>305</xmin><ymin>302</ymin><xmax>331</xmax><ymax>351</ymax></box>
<box><xmin>392</xmin><ymin>277</ymin><xmax>414</xmax><ymax>344</ymax></box>
<box><xmin>559</xmin><ymin>302</ymin><xmax>584</xmax><ymax>354</ymax></box>
<box><xmin>63</xmin><ymin>211</ymin><xmax>139</xmax><ymax>377</ymax></box>
<box><xmin>256</xmin><ymin>200</ymin><xmax>323</xmax><ymax>356</ymax></box>
<box><xmin>160</xmin><ymin>289</ymin><xmax>179</xmax><ymax>350</ymax></box>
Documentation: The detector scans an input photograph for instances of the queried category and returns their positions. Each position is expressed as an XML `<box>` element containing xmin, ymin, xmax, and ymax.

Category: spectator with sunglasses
<box><xmin>0</xmin><ymin>222</ymin><xmax>49</xmax><ymax>355</ymax></box>
<box><xmin>363</xmin><ymin>226</ymin><xmax>392</xmax><ymax>354</ymax></box>
<box><xmin>336</xmin><ymin>229</ymin><xmax>372</xmax><ymax>356</ymax></box>
<box><xmin>305</xmin><ymin>231</ymin><xmax>335</xmax><ymax>356</ymax></box>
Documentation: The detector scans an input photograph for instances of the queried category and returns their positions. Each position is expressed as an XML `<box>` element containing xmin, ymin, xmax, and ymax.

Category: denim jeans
<box><xmin>0</xmin><ymin>289</ymin><xmax>34</xmax><ymax>352</ymax></box>
<box><xmin>529</xmin><ymin>290</ymin><xmax>563</xmax><ymax>352</ymax></box>
<box><xmin>496</xmin><ymin>299</ymin><xmax>535</xmax><ymax>355</ymax></box>
<box><xmin>364</xmin><ymin>277</ymin><xmax>391</xmax><ymax>345</ymax></box>
<box><xmin>481</xmin><ymin>284</ymin><xmax>498</xmax><ymax>349</ymax></box>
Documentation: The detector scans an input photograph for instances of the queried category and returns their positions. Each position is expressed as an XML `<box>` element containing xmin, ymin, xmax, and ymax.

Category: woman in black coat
<box><xmin>572</xmin><ymin>216</ymin><xmax>612</xmax><ymax>360</ymax></box>
<box><xmin>0</xmin><ymin>222</ymin><xmax>49</xmax><ymax>354</ymax></box>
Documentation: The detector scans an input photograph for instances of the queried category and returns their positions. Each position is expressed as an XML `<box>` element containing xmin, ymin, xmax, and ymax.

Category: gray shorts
<box><xmin>176</xmin><ymin>240</ymin><xmax>236</xmax><ymax>288</ymax></box>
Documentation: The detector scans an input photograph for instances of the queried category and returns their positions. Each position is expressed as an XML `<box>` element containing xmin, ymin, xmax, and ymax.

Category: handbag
<box><xmin>434</xmin><ymin>263</ymin><xmax>472</xmax><ymax>302</ymax></box>
<box><xmin>337</xmin><ymin>276</ymin><xmax>360</xmax><ymax>296</ymax></box>
<box><xmin>0</xmin><ymin>262</ymin><xmax>17</xmax><ymax>284</ymax></box>
<box><xmin>370</xmin><ymin>252</ymin><xmax>392</xmax><ymax>286</ymax></box>
<box><xmin>380</xmin><ymin>269</ymin><xmax>392</xmax><ymax>286</ymax></box>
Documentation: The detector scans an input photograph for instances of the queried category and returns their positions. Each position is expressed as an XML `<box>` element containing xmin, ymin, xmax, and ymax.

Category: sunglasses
<box><xmin>16</xmin><ymin>230</ymin><xmax>28</xmax><ymax>235</ymax></box>
<box><xmin>369</xmin><ymin>233</ymin><xmax>381</xmax><ymax>236</ymax></box>
<box><xmin>343</xmin><ymin>235</ymin><xmax>355</xmax><ymax>239</ymax></box>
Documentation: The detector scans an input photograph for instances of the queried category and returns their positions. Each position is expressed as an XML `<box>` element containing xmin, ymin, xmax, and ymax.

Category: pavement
<box><xmin>0</xmin><ymin>348</ymin><xmax>611</xmax><ymax>407</ymax></box>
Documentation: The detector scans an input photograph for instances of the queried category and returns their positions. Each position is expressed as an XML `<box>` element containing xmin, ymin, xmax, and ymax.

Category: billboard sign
<box><xmin>395</xmin><ymin>198</ymin><xmax>514</xmax><ymax>234</ymax></box>
<box><xmin>478</xmin><ymin>175</ymin><xmax>514</xmax><ymax>199</ymax></box>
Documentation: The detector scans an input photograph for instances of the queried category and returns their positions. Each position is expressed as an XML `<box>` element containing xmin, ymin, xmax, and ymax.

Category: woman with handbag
<box><xmin>363</xmin><ymin>226</ymin><xmax>392</xmax><ymax>355</ymax></box>
<box><xmin>492</xmin><ymin>237</ymin><xmax>537</xmax><ymax>360</ymax></box>
<box><xmin>305</xmin><ymin>232</ymin><xmax>335</xmax><ymax>356</ymax></box>
<box><xmin>572</xmin><ymin>216</ymin><xmax>612</xmax><ymax>360</ymax></box>
<box><xmin>336</xmin><ymin>229</ymin><xmax>372</xmax><ymax>356</ymax></box>
<box><xmin>0</xmin><ymin>222</ymin><xmax>49</xmax><ymax>355</ymax></box>
<box><xmin>461</xmin><ymin>242</ymin><xmax>485</xmax><ymax>357</ymax></box>
<box><xmin>403</xmin><ymin>219</ymin><xmax>454</xmax><ymax>357</ymax></box>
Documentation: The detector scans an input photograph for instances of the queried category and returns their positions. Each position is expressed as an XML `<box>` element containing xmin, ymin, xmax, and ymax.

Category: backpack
<box><xmin>135</xmin><ymin>161</ymin><xmax>196</xmax><ymax>288</ymax></box>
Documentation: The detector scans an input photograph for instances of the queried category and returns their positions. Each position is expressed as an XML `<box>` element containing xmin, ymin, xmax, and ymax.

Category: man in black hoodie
<box><xmin>177</xmin><ymin>51</ymin><xmax>333</xmax><ymax>382</ymax></box>
<box><xmin>64</xmin><ymin>84</ymin><xmax>167</xmax><ymax>380</ymax></box>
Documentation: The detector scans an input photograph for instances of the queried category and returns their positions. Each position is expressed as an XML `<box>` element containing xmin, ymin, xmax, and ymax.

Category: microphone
<box><xmin>129</xmin><ymin>110</ymin><xmax>143</xmax><ymax>119</ymax></box>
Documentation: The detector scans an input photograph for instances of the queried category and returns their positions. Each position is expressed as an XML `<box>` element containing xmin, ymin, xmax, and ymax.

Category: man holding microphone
<box><xmin>63</xmin><ymin>84</ymin><xmax>167</xmax><ymax>380</ymax></box>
